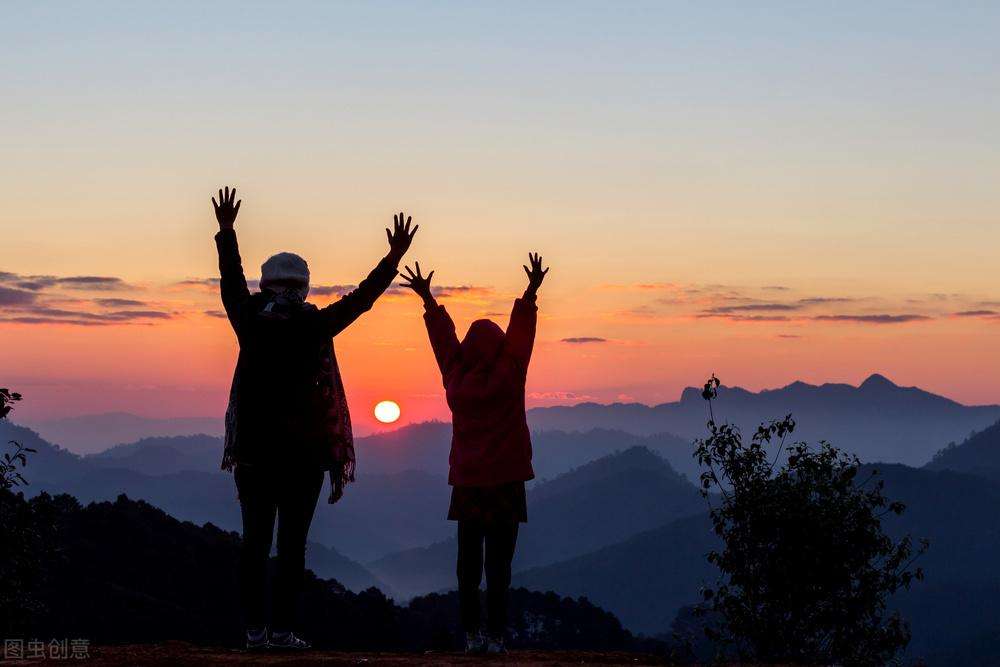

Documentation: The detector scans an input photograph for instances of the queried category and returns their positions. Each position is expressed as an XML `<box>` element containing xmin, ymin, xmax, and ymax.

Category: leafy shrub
<box><xmin>695</xmin><ymin>375</ymin><xmax>927</xmax><ymax>665</ymax></box>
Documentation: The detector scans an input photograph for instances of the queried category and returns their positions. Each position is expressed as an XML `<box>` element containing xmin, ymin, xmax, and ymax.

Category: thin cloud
<box><xmin>797</xmin><ymin>297</ymin><xmax>857</xmax><ymax>305</ymax></box>
<box><xmin>0</xmin><ymin>286</ymin><xmax>38</xmax><ymax>306</ymax></box>
<box><xmin>0</xmin><ymin>271</ymin><xmax>134</xmax><ymax>292</ymax></box>
<box><xmin>310</xmin><ymin>284</ymin><xmax>356</xmax><ymax>297</ymax></box>
<box><xmin>58</xmin><ymin>276</ymin><xmax>131</xmax><ymax>290</ymax></box>
<box><xmin>561</xmin><ymin>337</ymin><xmax>608</xmax><ymax>344</ymax></box>
<box><xmin>432</xmin><ymin>285</ymin><xmax>493</xmax><ymax>298</ymax></box>
<box><xmin>528</xmin><ymin>391</ymin><xmax>596</xmax><ymax>401</ymax></box>
<box><xmin>700</xmin><ymin>313</ymin><xmax>793</xmax><ymax>322</ymax></box>
<box><xmin>95</xmin><ymin>298</ymin><xmax>146</xmax><ymax>307</ymax></box>
<box><xmin>175</xmin><ymin>278</ymin><xmax>219</xmax><ymax>288</ymax></box>
<box><xmin>1</xmin><ymin>305</ymin><xmax>173</xmax><ymax>326</ymax></box>
<box><xmin>704</xmin><ymin>303</ymin><xmax>803</xmax><ymax>314</ymax></box>
<box><xmin>953</xmin><ymin>310</ymin><xmax>998</xmax><ymax>317</ymax></box>
<box><xmin>812</xmin><ymin>314</ymin><xmax>931</xmax><ymax>324</ymax></box>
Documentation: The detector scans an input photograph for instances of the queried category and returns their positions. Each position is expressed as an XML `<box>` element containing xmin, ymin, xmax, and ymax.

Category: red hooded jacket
<box><xmin>423</xmin><ymin>296</ymin><xmax>537</xmax><ymax>487</ymax></box>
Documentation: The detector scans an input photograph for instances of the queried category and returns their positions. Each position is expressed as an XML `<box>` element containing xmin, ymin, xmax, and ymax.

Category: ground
<box><xmin>77</xmin><ymin>642</ymin><xmax>674</xmax><ymax>666</ymax></box>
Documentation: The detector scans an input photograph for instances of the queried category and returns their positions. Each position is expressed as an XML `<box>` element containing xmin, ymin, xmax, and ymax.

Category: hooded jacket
<box><xmin>423</xmin><ymin>296</ymin><xmax>537</xmax><ymax>487</ymax></box>
<box><xmin>215</xmin><ymin>228</ymin><xmax>398</xmax><ymax>494</ymax></box>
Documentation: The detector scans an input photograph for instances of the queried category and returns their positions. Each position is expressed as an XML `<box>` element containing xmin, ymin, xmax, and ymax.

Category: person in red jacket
<box><xmin>401</xmin><ymin>253</ymin><xmax>548</xmax><ymax>654</ymax></box>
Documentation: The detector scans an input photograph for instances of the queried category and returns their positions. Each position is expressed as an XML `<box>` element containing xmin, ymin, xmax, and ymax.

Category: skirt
<box><xmin>447</xmin><ymin>481</ymin><xmax>527</xmax><ymax>524</ymax></box>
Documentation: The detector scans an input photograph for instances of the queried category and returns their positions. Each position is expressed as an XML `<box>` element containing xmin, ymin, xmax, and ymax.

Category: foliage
<box><xmin>694</xmin><ymin>376</ymin><xmax>928</xmax><ymax>665</ymax></box>
<box><xmin>1</xmin><ymin>387</ymin><xmax>35</xmax><ymax>490</ymax></box>
<box><xmin>1</xmin><ymin>386</ymin><xmax>52</xmax><ymax>636</ymax></box>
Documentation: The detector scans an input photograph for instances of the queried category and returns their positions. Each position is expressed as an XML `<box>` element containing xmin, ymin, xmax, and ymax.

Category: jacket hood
<box><xmin>461</xmin><ymin>319</ymin><xmax>505</xmax><ymax>366</ymax></box>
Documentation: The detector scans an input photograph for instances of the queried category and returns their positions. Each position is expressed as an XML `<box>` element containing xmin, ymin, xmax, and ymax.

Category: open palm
<box><xmin>212</xmin><ymin>186</ymin><xmax>241</xmax><ymax>230</ymax></box>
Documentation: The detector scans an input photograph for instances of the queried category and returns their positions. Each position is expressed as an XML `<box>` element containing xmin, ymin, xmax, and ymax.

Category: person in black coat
<box><xmin>212</xmin><ymin>186</ymin><xmax>417</xmax><ymax>650</ymax></box>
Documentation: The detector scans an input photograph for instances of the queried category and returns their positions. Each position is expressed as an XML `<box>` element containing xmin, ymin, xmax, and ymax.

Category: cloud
<box><xmin>796</xmin><ymin>297</ymin><xmax>857</xmax><ymax>305</ymax></box>
<box><xmin>432</xmin><ymin>285</ymin><xmax>493</xmax><ymax>298</ymax></box>
<box><xmin>776</xmin><ymin>334</ymin><xmax>803</xmax><ymax>339</ymax></box>
<box><xmin>702</xmin><ymin>314</ymin><xmax>793</xmax><ymax>322</ymax></box>
<box><xmin>812</xmin><ymin>314</ymin><xmax>931</xmax><ymax>324</ymax></box>
<box><xmin>57</xmin><ymin>276</ymin><xmax>131</xmax><ymax>290</ymax></box>
<box><xmin>953</xmin><ymin>310</ymin><xmax>998</xmax><ymax>318</ymax></box>
<box><xmin>1</xmin><ymin>305</ymin><xmax>173</xmax><ymax>326</ymax></box>
<box><xmin>203</xmin><ymin>309</ymin><xmax>228</xmax><ymax>318</ymax></box>
<box><xmin>561</xmin><ymin>337</ymin><xmax>608</xmax><ymax>344</ymax></box>
<box><xmin>95</xmin><ymin>298</ymin><xmax>146</xmax><ymax>307</ymax></box>
<box><xmin>0</xmin><ymin>271</ymin><xmax>134</xmax><ymax>292</ymax></box>
<box><xmin>310</xmin><ymin>284</ymin><xmax>356</xmax><ymax>297</ymax></box>
<box><xmin>704</xmin><ymin>303</ymin><xmax>803</xmax><ymax>314</ymax></box>
<box><xmin>175</xmin><ymin>278</ymin><xmax>220</xmax><ymax>288</ymax></box>
<box><xmin>527</xmin><ymin>391</ymin><xmax>596</xmax><ymax>401</ymax></box>
<box><xmin>0</xmin><ymin>286</ymin><xmax>38</xmax><ymax>306</ymax></box>
<box><xmin>3</xmin><ymin>317</ymin><xmax>108</xmax><ymax>327</ymax></box>
<box><xmin>762</xmin><ymin>285</ymin><xmax>791</xmax><ymax>291</ymax></box>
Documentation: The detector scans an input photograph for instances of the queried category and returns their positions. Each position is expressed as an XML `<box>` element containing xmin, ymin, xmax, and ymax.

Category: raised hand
<box><xmin>386</xmin><ymin>212</ymin><xmax>418</xmax><ymax>262</ymax></box>
<box><xmin>523</xmin><ymin>252</ymin><xmax>549</xmax><ymax>297</ymax></box>
<box><xmin>212</xmin><ymin>186</ymin><xmax>241</xmax><ymax>231</ymax></box>
<box><xmin>400</xmin><ymin>262</ymin><xmax>435</xmax><ymax>306</ymax></box>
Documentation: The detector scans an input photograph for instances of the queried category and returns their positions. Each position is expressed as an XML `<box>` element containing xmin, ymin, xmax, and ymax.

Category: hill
<box><xmin>370</xmin><ymin>447</ymin><xmax>705</xmax><ymax>599</ymax></box>
<box><xmin>3</xmin><ymin>421</ymin><xmax>700</xmax><ymax>560</ymax></box>
<box><xmin>513</xmin><ymin>464</ymin><xmax>1000</xmax><ymax>663</ymax></box>
<box><xmin>21</xmin><ymin>412</ymin><xmax>223</xmax><ymax>455</ymax></box>
<box><xmin>924</xmin><ymin>420</ymin><xmax>1000</xmax><ymax>481</ymax></box>
<box><xmin>527</xmin><ymin>374</ymin><xmax>1000</xmax><ymax>467</ymax></box>
<box><xmin>0</xmin><ymin>422</ymin><xmax>389</xmax><ymax>588</ymax></box>
<box><xmin>0</xmin><ymin>490</ymin><xmax>650</xmax><ymax>654</ymax></box>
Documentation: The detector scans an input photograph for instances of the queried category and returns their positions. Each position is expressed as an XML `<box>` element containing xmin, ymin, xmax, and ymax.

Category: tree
<box><xmin>694</xmin><ymin>375</ymin><xmax>927</xmax><ymax>666</ymax></box>
<box><xmin>1</xmin><ymin>387</ymin><xmax>34</xmax><ymax>489</ymax></box>
<box><xmin>0</xmin><ymin>387</ymin><xmax>50</xmax><ymax>636</ymax></box>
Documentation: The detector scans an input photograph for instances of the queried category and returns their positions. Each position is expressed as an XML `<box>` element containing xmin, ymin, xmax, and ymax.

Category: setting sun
<box><xmin>374</xmin><ymin>400</ymin><xmax>401</xmax><ymax>424</ymax></box>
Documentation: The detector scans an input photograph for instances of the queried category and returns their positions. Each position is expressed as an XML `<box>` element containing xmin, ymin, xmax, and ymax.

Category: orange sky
<box><xmin>2</xmin><ymin>3</ymin><xmax>999</xmax><ymax>429</ymax></box>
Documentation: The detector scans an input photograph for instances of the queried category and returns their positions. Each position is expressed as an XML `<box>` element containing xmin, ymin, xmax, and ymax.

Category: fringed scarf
<box><xmin>221</xmin><ymin>287</ymin><xmax>356</xmax><ymax>504</ymax></box>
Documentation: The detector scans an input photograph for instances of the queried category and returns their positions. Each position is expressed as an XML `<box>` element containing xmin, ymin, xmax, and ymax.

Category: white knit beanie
<box><xmin>260</xmin><ymin>252</ymin><xmax>310</xmax><ymax>297</ymax></box>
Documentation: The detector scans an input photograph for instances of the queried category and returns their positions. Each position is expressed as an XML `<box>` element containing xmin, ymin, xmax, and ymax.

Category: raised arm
<box><xmin>320</xmin><ymin>212</ymin><xmax>417</xmax><ymax>337</ymax></box>
<box><xmin>212</xmin><ymin>186</ymin><xmax>249</xmax><ymax>331</ymax></box>
<box><xmin>506</xmin><ymin>252</ymin><xmax>547</xmax><ymax>367</ymax></box>
<box><xmin>401</xmin><ymin>263</ymin><xmax>461</xmax><ymax>377</ymax></box>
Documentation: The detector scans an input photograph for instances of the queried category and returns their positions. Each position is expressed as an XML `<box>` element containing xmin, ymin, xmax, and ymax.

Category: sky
<box><xmin>1</xmin><ymin>2</ymin><xmax>999</xmax><ymax>431</ymax></box>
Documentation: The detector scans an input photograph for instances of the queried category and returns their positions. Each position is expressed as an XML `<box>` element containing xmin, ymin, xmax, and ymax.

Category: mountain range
<box><xmin>26</xmin><ymin>374</ymin><xmax>999</xmax><ymax>470</ymax></box>
<box><xmin>369</xmin><ymin>446</ymin><xmax>706</xmax><ymax>599</ymax></box>
<box><xmin>527</xmin><ymin>374</ymin><xmax>1000</xmax><ymax>467</ymax></box>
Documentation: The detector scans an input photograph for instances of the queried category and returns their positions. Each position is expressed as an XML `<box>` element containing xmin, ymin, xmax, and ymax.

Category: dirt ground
<box><xmin>71</xmin><ymin>642</ymin><xmax>675</xmax><ymax>666</ymax></box>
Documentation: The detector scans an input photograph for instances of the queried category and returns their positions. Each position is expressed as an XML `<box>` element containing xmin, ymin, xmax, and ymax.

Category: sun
<box><xmin>374</xmin><ymin>400</ymin><xmax>401</xmax><ymax>424</ymax></box>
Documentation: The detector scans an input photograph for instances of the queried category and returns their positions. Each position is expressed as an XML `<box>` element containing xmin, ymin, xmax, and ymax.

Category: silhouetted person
<box><xmin>401</xmin><ymin>253</ymin><xmax>548</xmax><ymax>654</ymax></box>
<box><xmin>212</xmin><ymin>186</ymin><xmax>417</xmax><ymax>650</ymax></box>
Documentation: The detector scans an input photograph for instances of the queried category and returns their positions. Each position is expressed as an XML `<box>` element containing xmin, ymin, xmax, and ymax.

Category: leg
<box><xmin>456</xmin><ymin>521</ymin><xmax>485</xmax><ymax>634</ymax></box>
<box><xmin>484</xmin><ymin>522</ymin><xmax>519</xmax><ymax>637</ymax></box>
<box><xmin>235</xmin><ymin>465</ymin><xmax>278</xmax><ymax>630</ymax></box>
<box><xmin>272</xmin><ymin>468</ymin><xmax>324</xmax><ymax>632</ymax></box>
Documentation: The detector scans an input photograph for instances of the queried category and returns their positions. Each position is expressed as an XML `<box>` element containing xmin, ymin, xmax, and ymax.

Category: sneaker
<box><xmin>269</xmin><ymin>630</ymin><xmax>311</xmax><ymax>650</ymax></box>
<box><xmin>464</xmin><ymin>630</ymin><xmax>486</xmax><ymax>654</ymax></box>
<box><xmin>486</xmin><ymin>634</ymin><xmax>506</xmax><ymax>655</ymax></box>
<box><xmin>245</xmin><ymin>626</ymin><xmax>268</xmax><ymax>651</ymax></box>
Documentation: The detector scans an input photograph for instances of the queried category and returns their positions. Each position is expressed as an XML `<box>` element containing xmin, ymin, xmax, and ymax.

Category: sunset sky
<box><xmin>2</xmin><ymin>2</ymin><xmax>999</xmax><ymax>431</ymax></box>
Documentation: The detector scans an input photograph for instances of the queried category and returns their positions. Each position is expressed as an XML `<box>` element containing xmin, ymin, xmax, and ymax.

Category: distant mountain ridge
<box><xmin>924</xmin><ymin>420</ymin><xmax>1000</xmax><ymax>480</ymax></box>
<box><xmin>22</xmin><ymin>412</ymin><xmax>223</xmax><ymax>455</ymax></box>
<box><xmin>527</xmin><ymin>374</ymin><xmax>1000</xmax><ymax>467</ymax></box>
